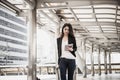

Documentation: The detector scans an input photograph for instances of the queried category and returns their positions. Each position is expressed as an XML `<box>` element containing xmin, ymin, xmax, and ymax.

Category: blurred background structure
<box><xmin>0</xmin><ymin>0</ymin><xmax>120</xmax><ymax>80</ymax></box>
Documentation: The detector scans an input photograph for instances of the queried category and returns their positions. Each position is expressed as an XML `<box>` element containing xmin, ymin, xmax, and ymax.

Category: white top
<box><xmin>61</xmin><ymin>39</ymin><xmax>75</xmax><ymax>59</ymax></box>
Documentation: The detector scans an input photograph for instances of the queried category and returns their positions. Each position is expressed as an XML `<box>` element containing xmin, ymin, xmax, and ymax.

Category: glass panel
<box><xmin>47</xmin><ymin>13</ymin><xmax>56</xmax><ymax>19</ymax></box>
<box><xmin>15</xmin><ymin>5</ymin><xmax>30</xmax><ymax>9</ymax></box>
<box><xmin>86</xmin><ymin>26</ymin><xmax>99</xmax><ymax>28</ymax></box>
<box><xmin>49</xmin><ymin>3</ymin><xmax>66</xmax><ymax>6</ymax></box>
<box><xmin>61</xmin><ymin>9</ymin><xmax>71</xmax><ymax>13</ymax></box>
<box><xmin>103</xmin><ymin>30</ymin><xmax>116</xmax><ymax>33</ymax></box>
<box><xmin>102</xmin><ymin>28</ymin><xmax>116</xmax><ymax>30</ymax></box>
<box><xmin>7</xmin><ymin>0</ymin><xmax>23</xmax><ymax>4</ymax></box>
<box><xmin>73</xmin><ymin>6</ymin><xmax>92</xmax><ymax>9</ymax></box>
<box><xmin>101</xmin><ymin>26</ymin><xmax>116</xmax><ymax>28</ymax></box>
<box><xmin>94</xmin><ymin>5</ymin><xmax>116</xmax><ymax>8</ymax></box>
<box><xmin>97</xmin><ymin>19</ymin><xmax>115</xmax><ymax>22</ymax></box>
<box><xmin>87</xmin><ymin>28</ymin><xmax>100</xmax><ymax>30</ymax></box>
<box><xmin>117</xmin><ymin>20</ymin><xmax>120</xmax><ymax>23</ymax></box>
<box><xmin>87</xmin><ymin>26</ymin><xmax>100</xmax><ymax>32</ymax></box>
<box><xmin>95</xmin><ymin>9</ymin><xmax>116</xmax><ymax>13</ymax></box>
<box><xmin>40</xmin><ymin>20</ymin><xmax>48</xmax><ymax>24</ymax></box>
<box><xmin>108</xmin><ymin>35</ymin><xmax>118</xmax><ymax>38</ymax></box>
<box><xmin>118</xmin><ymin>6</ymin><xmax>120</xmax><ymax>9</ymax></box>
<box><xmin>67</xmin><ymin>19</ymin><xmax>74</xmax><ymax>21</ymax></box>
<box><xmin>73</xmin><ymin>9</ymin><xmax>93</xmax><ymax>13</ymax></box>
<box><xmin>117</xmin><ymin>16</ymin><xmax>120</xmax><ymax>19</ymax></box>
<box><xmin>76</xmin><ymin>14</ymin><xmax>93</xmax><ymax>18</ymax></box>
<box><xmin>77</xmin><ymin>6</ymin><xmax>92</xmax><ymax>8</ymax></box>
<box><xmin>62</xmin><ymin>14</ymin><xmax>73</xmax><ymax>17</ymax></box>
<box><xmin>96</xmin><ymin>14</ymin><xmax>115</xmax><ymax>18</ymax></box>
<box><xmin>79</xmin><ymin>19</ymin><xmax>96</xmax><ymax>22</ymax></box>
<box><xmin>42</xmin><ymin>10</ymin><xmax>50</xmax><ymax>13</ymax></box>
<box><xmin>117</xmin><ymin>10</ymin><xmax>120</xmax><ymax>14</ymax></box>
<box><xmin>89</xmin><ymin>30</ymin><xmax>100</xmax><ymax>32</ymax></box>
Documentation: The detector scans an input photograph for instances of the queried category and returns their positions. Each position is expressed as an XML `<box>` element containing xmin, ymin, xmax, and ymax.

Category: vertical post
<box><xmin>23</xmin><ymin>68</ymin><xmax>26</xmax><ymax>75</ymax></box>
<box><xmin>83</xmin><ymin>38</ymin><xmax>87</xmax><ymax>78</ymax></box>
<box><xmin>109</xmin><ymin>49</ymin><xmax>112</xmax><ymax>74</ymax></box>
<box><xmin>54</xmin><ymin>67</ymin><xmax>56</xmax><ymax>74</ymax></box>
<box><xmin>47</xmin><ymin>67</ymin><xmax>49</xmax><ymax>74</ymax></box>
<box><xmin>91</xmin><ymin>44</ymin><xmax>95</xmax><ymax>76</ymax></box>
<box><xmin>0</xmin><ymin>69</ymin><xmax>2</xmax><ymax>75</ymax></box>
<box><xmin>39</xmin><ymin>67</ymin><xmax>41</xmax><ymax>75</ymax></box>
<box><xmin>55</xmin><ymin>19</ymin><xmax>60</xmax><ymax>80</ymax></box>
<box><xmin>27</xmin><ymin>2</ymin><xmax>37</xmax><ymax>80</ymax></box>
<box><xmin>98</xmin><ymin>46</ymin><xmax>101</xmax><ymax>76</ymax></box>
<box><xmin>104</xmin><ymin>49</ymin><xmax>107</xmax><ymax>74</ymax></box>
<box><xmin>55</xmin><ymin>19</ymin><xmax>60</xmax><ymax>65</ymax></box>
<box><xmin>17</xmin><ymin>67</ymin><xmax>20</xmax><ymax>75</ymax></box>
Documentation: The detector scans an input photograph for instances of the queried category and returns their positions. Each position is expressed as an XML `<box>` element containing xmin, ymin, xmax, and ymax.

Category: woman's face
<box><xmin>63</xmin><ymin>26</ymin><xmax>69</xmax><ymax>36</ymax></box>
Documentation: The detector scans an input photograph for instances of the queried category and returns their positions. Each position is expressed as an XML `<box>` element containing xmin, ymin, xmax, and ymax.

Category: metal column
<box><xmin>27</xmin><ymin>3</ymin><xmax>37</xmax><ymax>80</ymax></box>
<box><xmin>55</xmin><ymin>19</ymin><xmax>61</xmax><ymax>80</ymax></box>
<box><xmin>39</xmin><ymin>67</ymin><xmax>41</xmax><ymax>75</ymax></box>
<box><xmin>98</xmin><ymin>46</ymin><xmax>101</xmax><ymax>76</ymax></box>
<box><xmin>104</xmin><ymin>49</ymin><xmax>107</xmax><ymax>74</ymax></box>
<box><xmin>91</xmin><ymin>44</ymin><xmax>95</xmax><ymax>76</ymax></box>
<box><xmin>82</xmin><ymin>39</ymin><xmax>87</xmax><ymax>78</ymax></box>
<box><xmin>55</xmin><ymin>19</ymin><xmax>61</xmax><ymax>65</ymax></box>
<box><xmin>109</xmin><ymin>49</ymin><xmax>112</xmax><ymax>74</ymax></box>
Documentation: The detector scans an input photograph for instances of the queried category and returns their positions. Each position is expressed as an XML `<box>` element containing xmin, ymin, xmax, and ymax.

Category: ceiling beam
<box><xmin>57</xmin><ymin>13</ymin><xmax>120</xmax><ymax>17</ymax></box>
<box><xmin>78</xmin><ymin>32</ymin><xmax>119</xmax><ymax>36</ymax></box>
<box><xmin>91</xmin><ymin>1</ymin><xmax>108</xmax><ymax>40</ymax></box>
<box><xmin>38</xmin><ymin>10</ymin><xmax>58</xmax><ymax>25</ymax></box>
<box><xmin>60</xmin><ymin>17</ymin><xmax>120</xmax><ymax>20</ymax></box>
<box><xmin>61</xmin><ymin>21</ymin><xmax>120</xmax><ymax>27</ymax></box>
<box><xmin>37</xmin><ymin>6</ymin><xmax>120</xmax><ymax>10</ymax></box>
<box><xmin>0</xmin><ymin>0</ymin><xmax>21</xmax><ymax>13</ymax></box>
<box><xmin>65</xmin><ymin>2</ymin><xmax>90</xmax><ymax>33</ymax></box>
<box><xmin>37</xmin><ymin>0</ymin><xmax>117</xmax><ymax>9</ymax></box>
<box><xmin>37</xmin><ymin>5</ymin><xmax>120</xmax><ymax>10</ymax></box>
<box><xmin>37</xmin><ymin>3</ymin><xmax>60</xmax><ymax>26</ymax></box>
<box><xmin>38</xmin><ymin>0</ymin><xmax>116</xmax><ymax>4</ymax></box>
<box><xmin>43</xmin><ymin>3</ymin><xmax>60</xmax><ymax>22</ymax></box>
<box><xmin>37</xmin><ymin>5</ymin><xmax>67</xmax><ymax>10</ymax></box>
<box><xmin>24</xmin><ymin>0</ymin><xmax>35</xmax><ymax>9</ymax></box>
<box><xmin>66</xmin><ymin>2</ymin><xmax>79</xmax><ymax>21</ymax></box>
<box><xmin>86</xmin><ymin>38</ymin><xmax>120</xmax><ymax>50</ymax></box>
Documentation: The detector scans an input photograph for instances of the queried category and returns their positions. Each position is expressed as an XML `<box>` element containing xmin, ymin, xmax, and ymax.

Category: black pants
<box><xmin>59</xmin><ymin>58</ymin><xmax>76</xmax><ymax>80</ymax></box>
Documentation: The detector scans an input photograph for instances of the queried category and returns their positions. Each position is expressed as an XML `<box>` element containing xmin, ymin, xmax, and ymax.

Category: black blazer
<box><xmin>57</xmin><ymin>36</ymin><xmax>77</xmax><ymax>64</ymax></box>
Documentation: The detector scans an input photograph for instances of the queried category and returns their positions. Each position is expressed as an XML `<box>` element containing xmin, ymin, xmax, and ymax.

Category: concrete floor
<box><xmin>0</xmin><ymin>73</ymin><xmax>120</xmax><ymax>80</ymax></box>
<box><xmin>77</xmin><ymin>74</ymin><xmax>120</xmax><ymax>80</ymax></box>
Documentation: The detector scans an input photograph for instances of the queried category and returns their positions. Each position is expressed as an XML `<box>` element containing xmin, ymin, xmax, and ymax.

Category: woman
<box><xmin>57</xmin><ymin>23</ymin><xmax>77</xmax><ymax>80</ymax></box>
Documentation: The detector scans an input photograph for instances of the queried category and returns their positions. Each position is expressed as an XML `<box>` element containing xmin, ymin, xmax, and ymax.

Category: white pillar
<box><xmin>39</xmin><ymin>67</ymin><xmax>41</xmax><ymax>74</ymax></box>
<box><xmin>55</xmin><ymin>19</ymin><xmax>61</xmax><ymax>80</ymax></box>
<box><xmin>82</xmin><ymin>38</ymin><xmax>87</xmax><ymax>78</ymax></box>
<box><xmin>109</xmin><ymin>49</ymin><xmax>112</xmax><ymax>74</ymax></box>
<box><xmin>104</xmin><ymin>49</ymin><xmax>107</xmax><ymax>74</ymax></box>
<box><xmin>91</xmin><ymin>44</ymin><xmax>95</xmax><ymax>76</ymax></box>
<box><xmin>98</xmin><ymin>46</ymin><xmax>101</xmax><ymax>76</ymax></box>
<box><xmin>55</xmin><ymin>19</ymin><xmax>61</xmax><ymax>65</ymax></box>
<box><xmin>27</xmin><ymin>5</ymin><xmax>37</xmax><ymax>80</ymax></box>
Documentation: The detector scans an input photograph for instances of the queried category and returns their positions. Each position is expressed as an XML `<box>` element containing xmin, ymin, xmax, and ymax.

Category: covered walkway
<box><xmin>0</xmin><ymin>0</ymin><xmax>120</xmax><ymax>80</ymax></box>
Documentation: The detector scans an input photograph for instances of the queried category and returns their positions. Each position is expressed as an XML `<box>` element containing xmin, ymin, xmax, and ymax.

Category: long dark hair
<box><xmin>60</xmin><ymin>23</ymin><xmax>74</xmax><ymax>38</ymax></box>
